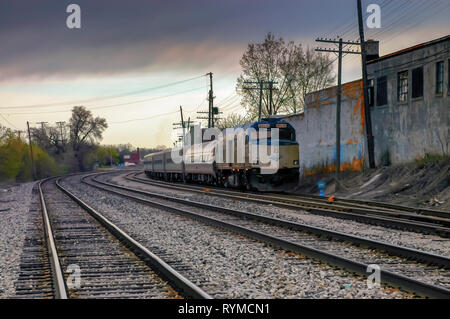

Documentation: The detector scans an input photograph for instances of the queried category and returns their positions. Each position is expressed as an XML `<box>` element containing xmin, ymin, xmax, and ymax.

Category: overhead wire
<box><xmin>0</xmin><ymin>74</ymin><xmax>205</xmax><ymax>110</ymax></box>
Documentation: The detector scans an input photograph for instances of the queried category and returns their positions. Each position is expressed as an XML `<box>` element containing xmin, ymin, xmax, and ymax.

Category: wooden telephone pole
<box><xmin>315</xmin><ymin>37</ymin><xmax>362</xmax><ymax>183</ymax></box>
<box><xmin>243</xmin><ymin>80</ymin><xmax>278</xmax><ymax>120</ymax></box>
<box><xmin>26</xmin><ymin>121</ymin><xmax>36</xmax><ymax>180</ymax></box>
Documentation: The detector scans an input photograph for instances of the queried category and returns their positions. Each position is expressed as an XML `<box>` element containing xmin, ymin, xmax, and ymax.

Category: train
<box><xmin>143</xmin><ymin>117</ymin><xmax>300</xmax><ymax>191</ymax></box>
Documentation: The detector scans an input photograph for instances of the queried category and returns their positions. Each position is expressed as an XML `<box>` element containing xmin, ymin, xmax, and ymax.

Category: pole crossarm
<box><xmin>315</xmin><ymin>38</ymin><xmax>361</xmax><ymax>45</ymax></box>
<box><xmin>242</xmin><ymin>80</ymin><xmax>278</xmax><ymax>119</ymax></box>
<box><xmin>315</xmin><ymin>48</ymin><xmax>361</xmax><ymax>54</ymax></box>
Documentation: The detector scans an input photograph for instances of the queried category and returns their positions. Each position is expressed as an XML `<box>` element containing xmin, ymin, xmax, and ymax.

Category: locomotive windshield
<box><xmin>255</xmin><ymin>127</ymin><xmax>295</xmax><ymax>141</ymax></box>
<box><xmin>278</xmin><ymin>128</ymin><xmax>295</xmax><ymax>141</ymax></box>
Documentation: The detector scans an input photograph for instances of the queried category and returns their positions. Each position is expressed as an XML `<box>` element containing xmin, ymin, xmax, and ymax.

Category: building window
<box><xmin>377</xmin><ymin>76</ymin><xmax>387</xmax><ymax>106</ymax></box>
<box><xmin>367</xmin><ymin>79</ymin><xmax>374</xmax><ymax>107</ymax></box>
<box><xmin>397</xmin><ymin>71</ymin><xmax>408</xmax><ymax>102</ymax></box>
<box><xmin>436</xmin><ymin>61</ymin><xmax>444</xmax><ymax>94</ymax></box>
<box><xmin>412</xmin><ymin>67</ymin><xmax>423</xmax><ymax>98</ymax></box>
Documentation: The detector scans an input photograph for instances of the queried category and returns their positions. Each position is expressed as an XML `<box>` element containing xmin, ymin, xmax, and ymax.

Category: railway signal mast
<box><xmin>197</xmin><ymin>72</ymin><xmax>222</xmax><ymax>128</ymax></box>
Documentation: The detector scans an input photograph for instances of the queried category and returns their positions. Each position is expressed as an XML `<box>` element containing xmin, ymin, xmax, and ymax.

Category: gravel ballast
<box><xmin>0</xmin><ymin>182</ymin><xmax>35</xmax><ymax>298</ymax></box>
<box><xmin>62</xmin><ymin>174</ymin><xmax>414</xmax><ymax>299</ymax></box>
<box><xmin>109</xmin><ymin>172</ymin><xmax>450</xmax><ymax>257</ymax></box>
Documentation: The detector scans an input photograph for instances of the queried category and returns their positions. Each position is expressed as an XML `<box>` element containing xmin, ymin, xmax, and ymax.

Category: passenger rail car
<box><xmin>144</xmin><ymin>117</ymin><xmax>300</xmax><ymax>190</ymax></box>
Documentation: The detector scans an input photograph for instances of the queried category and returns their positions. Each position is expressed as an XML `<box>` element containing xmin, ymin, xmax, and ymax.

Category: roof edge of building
<box><xmin>305</xmin><ymin>78</ymin><xmax>363</xmax><ymax>98</ymax></box>
<box><xmin>367</xmin><ymin>34</ymin><xmax>450</xmax><ymax>64</ymax></box>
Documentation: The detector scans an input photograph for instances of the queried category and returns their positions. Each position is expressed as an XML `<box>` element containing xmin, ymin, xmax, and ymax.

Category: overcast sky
<box><xmin>1</xmin><ymin>0</ymin><xmax>449</xmax><ymax>148</ymax></box>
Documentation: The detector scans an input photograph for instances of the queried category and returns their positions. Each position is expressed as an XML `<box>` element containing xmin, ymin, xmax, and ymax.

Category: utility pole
<box><xmin>173</xmin><ymin>106</ymin><xmax>186</xmax><ymax>144</ymax></box>
<box><xmin>14</xmin><ymin>130</ymin><xmax>25</xmax><ymax>139</ymax></box>
<box><xmin>336</xmin><ymin>38</ymin><xmax>343</xmax><ymax>183</ymax></box>
<box><xmin>26</xmin><ymin>121</ymin><xmax>36</xmax><ymax>180</ymax></box>
<box><xmin>37</xmin><ymin>121</ymin><xmax>48</xmax><ymax>134</ymax></box>
<box><xmin>186</xmin><ymin>118</ymin><xmax>191</xmax><ymax>132</ymax></box>
<box><xmin>56</xmin><ymin>121</ymin><xmax>66</xmax><ymax>144</ymax></box>
<box><xmin>197</xmin><ymin>72</ymin><xmax>220</xmax><ymax>128</ymax></box>
<box><xmin>357</xmin><ymin>0</ymin><xmax>375</xmax><ymax>169</ymax></box>
<box><xmin>180</xmin><ymin>106</ymin><xmax>185</xmax><ymax>143</ymax></box>
<box><xmin>259</xmin><ymin>80</ymin><xmax>263</xmax><ymax>120</ymax></box>
<box><xmin>316</xmin><ymin>37</ymin><xmax>362</xmax><ymax>186</ymax></box>
<box><xmin>268</xmin><ymin>81</ymin><xmax>274</xmax><ymax>116</ymax></box>
<box><xmin>243</xmin><ymin>80</ymin><xmax>278</xmax><ymax>120</ymax></box>
<box><xmin>288</xmin><ymin>77</ymin><xmax>297</xmax><ymax>114</ymax></box>
<box><xmin>208</xmin><ymin>72</ymin><xmax>214</xmax><ymax>127</ymax></box>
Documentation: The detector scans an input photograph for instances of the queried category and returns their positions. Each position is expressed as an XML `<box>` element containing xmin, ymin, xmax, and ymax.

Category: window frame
<box><xmin>376</xmin><ymin>76</ymin><xmax>387</xmax><ymax>106</ymax></box>
<box><xmin>448</xmin><ymin>59</ymin><xmax>450</xmax><ymax>94</ymax></box>
<box><xmin>411</xmin><ymin>66</ymin><xmax>423</xmax><ymax>99</ymax></box>
<box><xmin>397</xmin><ymin>70</ymin><xmax>408</xmax><ymax>103</ymax></box>
<box><xmin>436</xmin><ymin>61</ymin><xmax>444</xmax><ymax>95</ymax></box>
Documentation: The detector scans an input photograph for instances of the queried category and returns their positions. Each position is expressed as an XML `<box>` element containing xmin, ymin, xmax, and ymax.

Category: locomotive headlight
<box><xmin>293</xmin><ymin>160</ymin><xmax>299</xmax><ymax>165</ymax></box>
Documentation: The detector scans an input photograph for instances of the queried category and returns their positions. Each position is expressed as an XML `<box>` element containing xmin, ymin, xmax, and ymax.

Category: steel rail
<box><xmin>89</xmin><ymin>174</ymin><xmax>450</xmax><ymax>268</ymax></box>
<box><xmin>292</xmin><ymin>193</ymin><xmax>450</xmax><ymax>219</ymax></box>
<box><xmin>89</xmin><ymin>175</ymin><xmax>450</xmax><ymax>269</ymax></box>
<box><xmin>54</xmin><ymin>177</ymin><xmax>212</xmax><ymax>299</ymax></box>
<box><xmin>38</xmin><ymin>179</ymin><xmax>69</xmax><ymax>299</ymax></box>
<box><xmin>129</xmin><ymin>172</ymin><xmax>450</xmax><ymax>219</ymax></box>
<box><xmin>82</xmin><ymin>174</ymin><xmax>450</xmax><ymax>298</ymax></box>
<box><xmin>126</xmin><ymin>173</ymin><xmax>450</xmax><ymax>237</ymax></box>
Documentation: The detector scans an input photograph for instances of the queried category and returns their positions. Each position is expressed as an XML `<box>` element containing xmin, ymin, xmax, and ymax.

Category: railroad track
<box><xmin>13</xmin><ymin>185</ymin><xmax>54</xmax><ymax>298</ymax></box>
<box><xmin>125</xmin><ymin>172</ymin><xmax>450</xmax><ymax>237</ymax></box>
<box><xmin>21</xmin><ymin>176</ymin><xmax>211</xmax><ymax>299</ymax></box>
<box><xmin>83</xmin><ymin>172</ymin><xmax>450</xmax><ymax>298</ymax></box>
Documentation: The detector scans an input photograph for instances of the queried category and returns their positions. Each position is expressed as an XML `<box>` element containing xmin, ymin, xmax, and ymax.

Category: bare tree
<box><xmin>237</xmin><ymin>32</ymin><xmax>335</xmax><ymax>119</ymax></box>
<box><xmin>216</xmin><ymin>113</ymin><xmax>250</xmax><ymax>130</ymax></box>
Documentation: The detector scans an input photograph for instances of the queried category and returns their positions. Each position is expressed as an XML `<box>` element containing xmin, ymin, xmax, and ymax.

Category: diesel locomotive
<box><xmin>144</xmin><ymin>117</ymin><xmax>299</xmax><ymax>190</ymax></box>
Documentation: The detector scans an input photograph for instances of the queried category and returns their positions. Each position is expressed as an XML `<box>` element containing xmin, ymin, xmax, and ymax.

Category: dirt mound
<box><xmin>292</xmin><ymin>157</ymin><xmax>450</xmax><ymax>211</ymax></box>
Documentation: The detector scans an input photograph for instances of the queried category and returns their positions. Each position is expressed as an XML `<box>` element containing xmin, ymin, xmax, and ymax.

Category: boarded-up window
<box><xmin>397</xmin><ymin>71</ymin><xmax>408</xmax><ymax>102</ymax></box>
<box><xmin>412</xmin><ymin>67</ymin><xmax>423</xmax><ymax>98</ymax></box>
<box><xmin>436</xmin><ymin>61</ymin><xmax>444</xmax><ymax>94</ymax></box>
<box><xmin>377</xmin><ymin>76</ymin><xmax>387</xmax><ymax>106</ymax></box>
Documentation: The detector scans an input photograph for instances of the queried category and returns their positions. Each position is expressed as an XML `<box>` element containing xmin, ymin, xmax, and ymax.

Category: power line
<box><xmin>5</xmin><ymin>85</ymin><xmax>208</xmax><ymax>115</ymax></box>
<box><xmin>343</xmin><ymin>0</ymin><xmax>446</xmax><ymax>65</ymax></box>
<box><xmin>0</xmin><ymin>113</ymin><xmax>19</xmax><ymax>129</ymax></box>
<box><xmin>109</xmin><ymin>105</ymin><xmax>200</xmax><ymax>124</ymax></box>
<box><xmin>0</xmin><ymin>74</ymin><xmax>205</xmax><ymax>110</ymax></box>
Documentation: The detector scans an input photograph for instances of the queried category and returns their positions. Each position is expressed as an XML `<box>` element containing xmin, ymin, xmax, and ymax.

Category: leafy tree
<box><xmin>236</xmin><ymin>32</ymin><xmax>335</xmax><ymax>118</ymax></box>
<box><xmin>0</xmin><ymin>136</ymin><xmax>24</xmax><ymax>180</ymax></box>
<box><xmin>97</xmin><ymin>146</ymin><xmax>119</xmax><ymax>166</ymax></box>
<box><xmin>0</xmin><ymin>124</ymin><xmax>61</xmax><ymax>182</ymax></box>
<box><xmin>69</xmin><ymin>106</ymin><xmax>108</xmax><ymax>152</ymax></box>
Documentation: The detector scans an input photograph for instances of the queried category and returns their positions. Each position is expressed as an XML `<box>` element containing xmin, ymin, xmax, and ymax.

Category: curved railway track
<box><xmin>126</xmin><ymin>172</ymin><xmax>450</xmax><ymax>237</ymax></box>
<box><xmin>22</xmin><ymin>176</ymin><xmax>211</xmax><ymax>299</ymax></box>
<box><xmin>82</xmin><ymin>172</ymin><xmax>450</xmax><ymax>298</ymax></box>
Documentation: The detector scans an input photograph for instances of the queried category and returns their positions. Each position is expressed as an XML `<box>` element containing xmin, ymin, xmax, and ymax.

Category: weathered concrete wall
<box><xmin>367</xmin><ymin>37</ymin><xmax>449</xmax><ymax>165</ymax></box>
<box><xmin>284</xmin><ymin>80</ymin><xmax>366</xmax><ymax>176</ymax></box>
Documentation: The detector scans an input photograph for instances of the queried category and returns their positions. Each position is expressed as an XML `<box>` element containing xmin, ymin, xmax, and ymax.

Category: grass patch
<box><xmin>415</xmin><ymin>153</ymin><xmax>450</xmax><ymax>166</ymax></box>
